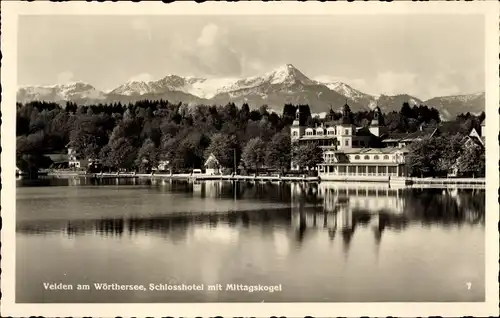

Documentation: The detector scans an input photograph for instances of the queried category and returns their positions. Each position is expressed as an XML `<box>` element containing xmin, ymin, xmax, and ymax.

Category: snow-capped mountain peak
<box><xmin>431</xmin><ymin>91</ymin><xmax>485</xmax><ymax>103</ymax></box>
<box><xmin>317</xmin><ymin>80</ymin><xmax>375</xmax><ymax>105</ymax></box>
<box><xmin>58</xmin><ymin>81</ymin><xmax>96</xmax><ymax>92</ymax></box>
<box><xmin>322</xmin><ymin>81</ymin><xmax>356</xmax><ymax>97</ymax></box>
<box><xmin>264</xmin><ymin>63</ymin><xmax>316</xmax><ymax>86</ymax></box>
<box><xmin>17</xmin><ymin>81</ymin><xmax>106</xmax><ymax>102</ymax></box>
<box><xmin>213</xmin><ymin>63</ymin><xmax>317</xmax><ymax>96</ymax></box>
<box><xmin>110</xmin><ymin>80</ymin><xmax>153</xmax><ymax>96</ymax></box>
<box><xmin>19</xmin><ymin>81</ymin><xmax>93</xmax><ymax>90</ymax></box>
<box><xmin>17</xmin><ymin>64</ymin><xmax>485</xmax><ymax>119</ymax></box>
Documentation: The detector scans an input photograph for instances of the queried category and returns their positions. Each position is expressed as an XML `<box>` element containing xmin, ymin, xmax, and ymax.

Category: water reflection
<box><xmin>17</xmin><ymin>177</ymin><xmax>292</xmax><ymax>202</ymax></box>
<box><xmin>290</xmin><ymin>182</ymin><xmax>484</xmax><ymax>249</ymax></box>
<box><xmin>18</xmin><ymin>208</ymin><xmax>292</xmax><ymax>237</ymax></box>
<box><xmin>16</xmin><ymin>179</ymin><xmax>486</xmax><ymax>303</ymax></box>
<box><xmin>17</xmin><ymin>180</ymin><xmax>484</xmax><ymax>247</ymax></box>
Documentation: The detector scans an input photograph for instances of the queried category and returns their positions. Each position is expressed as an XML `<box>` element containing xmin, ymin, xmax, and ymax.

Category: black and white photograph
<box><xmin>1</xmin><ymin>1</ymin><xmax>499</xmax><ymax>317</ymax></box>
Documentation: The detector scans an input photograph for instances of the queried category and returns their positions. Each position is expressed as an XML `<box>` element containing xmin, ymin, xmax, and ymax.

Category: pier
<box><xmin>409</xmin><ymin>177</ymin><xmax>485</xmax><ymax>187</ymax></box>
<box><xmin>83</xmin><ymin>172</ymin><xmax>320</xmax><ymax>182</ymax></box>
<box><xmin>45</xmin><ymin>171</ymin><xmax>486</xmax><ymax>187</ymax></box>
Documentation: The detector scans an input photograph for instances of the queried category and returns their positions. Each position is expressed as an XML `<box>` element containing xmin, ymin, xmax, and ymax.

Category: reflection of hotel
<box><xmin>290</xmin><ymin>182</ymin><xmax>405</xmax><ymax>231</ymax></box>
<box><xmin>318</xmin><ymin>182</ymin><xmax>405</xmax><ymax>214</ymax></box>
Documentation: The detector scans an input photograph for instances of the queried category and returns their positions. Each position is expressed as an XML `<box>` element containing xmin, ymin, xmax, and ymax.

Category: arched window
<box><xmin>383</xmin><ymin>155</ymin><xmax>389</xmax><ymax>160</ymax></box>
<box><xmin>354</xmin><ymin>155</ymin><xmax>360</xmax><ymax>160</ymax></box>
<box><xmin>293</xmin><ymin>131</ymin><xmax>298</xmax><ymax>136</ymax></box>
<box><xmin>364</xmin><ymin>155</ymin><xmax>370</xmax><ymax>160</ymax></box>
<box><xmin>374</xmin><ymin>155</ymin><xmax>380</xmax><ymax>160</ymax></box>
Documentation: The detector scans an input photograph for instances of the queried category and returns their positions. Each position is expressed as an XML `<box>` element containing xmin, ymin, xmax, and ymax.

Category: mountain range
<box><xmin>17</xmin><ymin>64</ymin><xmax>485</xmax><ymax>120</ymax></box>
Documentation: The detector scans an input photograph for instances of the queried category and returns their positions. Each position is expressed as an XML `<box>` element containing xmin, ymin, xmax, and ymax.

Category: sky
<box><xmin>18</xmin><ymin>14</ymin><xmax>485</xmax><ymax>99</ymax></box>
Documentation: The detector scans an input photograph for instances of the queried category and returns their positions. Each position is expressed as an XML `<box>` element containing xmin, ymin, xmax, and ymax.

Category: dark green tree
<box><xmin>204</xmin><ymin>133</ymin><xmax>239</xmax><ymax>170</ymax></box>
<box><xmin>405</xmin><ymin>137</ymin><xmax>443</xmax><ymax>177</ymax></box>
<box><xmin>16</xmin><ymin>132</ymin><xmax>52</xmax><ymax>178</ymax></box>
<box><xmin>241</xmin><ymin>137</ymin><xmax>266</xmax><ymax>172</ymax></box>
<box><xmin>135</xmin><ymin>138</ymin><xmax>159</xmax><ymax>172</ymax></box>
<box><xmin>456</xmin><ymin>141</ymin><xmax>485</xmax><ymax>177</ymax></box>
<box><xmin>266</xmin><ymin>131</ymin><xmax>291</xmax><ymax>173</ymax></box>
<box><xmin>293</xmin><ymin>142</ymin><xmax>323</xmax><ymax>171</ymax></box>
<box><xmin>436</xmin><ymin>135</ymin><xmax>463</xmax><ymax>173</ymax></box>
<box><xmin>106</xmin><ymin>137</ymin><xmax>137</xmax><ymax>170</ymax></box>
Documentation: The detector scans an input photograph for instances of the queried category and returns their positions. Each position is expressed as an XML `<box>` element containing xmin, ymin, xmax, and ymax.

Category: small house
<box><xmin>45</xmin><ymin>152</ymin><xmax>69</xmax><ymax>169</ymax></box>
<box><xmin>204</xmin><ymin>153</ymin><xmax>224</xmax><ymax>175</ymax></box>
<box><xmin>154</xmin><ymin>160</ymin><xmax>170</xmax><ymax>172</ymax></box>
<box><xmin>65</xmin><ymin>143</ymin><xmax>93</xmax><ymax>169</ymax></box>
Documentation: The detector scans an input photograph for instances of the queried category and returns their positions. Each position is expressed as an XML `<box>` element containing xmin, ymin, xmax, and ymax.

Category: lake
<box><xmin>16</xmin><ymin>177</ymin><xmax>485</xmax><ymax>303</ymax></box>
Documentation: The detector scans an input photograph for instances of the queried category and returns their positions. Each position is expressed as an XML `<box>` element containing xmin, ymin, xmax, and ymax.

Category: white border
<box><xmin>1</xmin><ymin>1</ymin><xmax>499</xmax><ymax>317</ymax></box>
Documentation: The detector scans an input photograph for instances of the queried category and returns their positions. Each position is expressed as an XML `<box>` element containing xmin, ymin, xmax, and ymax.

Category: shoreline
<box><xmin>41</xmin><ymin>171</ymin><xmax>486</xmax><ymax>188</ymax></box>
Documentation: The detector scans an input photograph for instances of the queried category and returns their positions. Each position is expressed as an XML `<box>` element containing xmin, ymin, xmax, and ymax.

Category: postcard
<box><xmin>1</xmin><ymin>1</ymin><xmax>499</xmax><ymax>316</ymax></box>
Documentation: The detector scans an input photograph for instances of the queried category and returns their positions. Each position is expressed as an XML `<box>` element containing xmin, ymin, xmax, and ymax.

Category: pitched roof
<box><xmin>381</xmin><ymin>128</ymin><xmax>436</xmax><ymax>142</ymax></box>
<box><xmin>355</xmin><ymin>127</ymin><xmax>374</xmax><ymax>137</ymax></box>
<box><xmin>204</xmin><ymin>153</ymin><xmax>221</xmax><ymax>167</ymax></box>
<box><xmin>45</xmin><ymin>153</ymin><xmax>69</xmax><ymax>163</ymax></box>
<box><xmin>435</xmin><ymin>121</ymin><xmax>462</xmax><ymax>136</ymax></box>
<box><xmin>324</xmin><ymin>120</ymin><xmax>340</xmax><ymax>127</ymax></box>
<box><xmin>468</xmin><ymin>127</ymin><xmax>481</xmax><ymax>139</ymax></box>
<box><xmin>464</xmin><ymin>135</ymin><xmax>484</xmax><ymax>148</ymax></box>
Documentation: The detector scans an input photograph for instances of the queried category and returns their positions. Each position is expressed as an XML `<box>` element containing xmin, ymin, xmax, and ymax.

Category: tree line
<box><xmin>405</xmin><ymin>133</ymin><xmax>485</xmax><ymax>178</ymax></box>
<box><xmin>16</xmin><ymin>100</ymin><xmax>484</xmax><ymax>177</ymax></box>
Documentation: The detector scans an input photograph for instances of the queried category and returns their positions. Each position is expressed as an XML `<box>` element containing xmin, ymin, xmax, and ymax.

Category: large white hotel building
<box><xmin>290</xmin><ymin>103</ymin><xmax>447</xmax><ymax>181</ymax></box>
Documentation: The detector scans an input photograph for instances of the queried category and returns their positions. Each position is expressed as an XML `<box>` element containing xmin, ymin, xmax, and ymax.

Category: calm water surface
<box><xmin>16</xmin><ymin>177</ymin><xmax>485</xmax><ymax>303</ymax></box>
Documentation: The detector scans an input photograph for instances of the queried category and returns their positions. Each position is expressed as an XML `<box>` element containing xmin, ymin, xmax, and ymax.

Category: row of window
<box><xmin>385</xmin><ymin>142</ymin><xmax>409</xmax><ymax>148</ymax></box>
<box><xmin>354</xmin><ymin>154</ymin><xmax>390</xmax><ymax>160</ymax></box>
<box><xmin>300</xmin><ymin>129</ymin><xmax>351</xmax><ymax>136</ymax></box>
<box><xmin>324</xmin><ymin>154</ymin><xmax>391</xmax><ymax>160</ymax></box>
<box><xmin>324</xmin><ymin>165</ymin><xmax>398</xmax><ymax>174</ymax></box>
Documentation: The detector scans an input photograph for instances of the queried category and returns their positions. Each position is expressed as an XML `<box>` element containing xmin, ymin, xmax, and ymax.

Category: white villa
<box><xmin>66</xmin><ymin>144</ymin><xmax>91</xmax><ymax>169</ymax></box>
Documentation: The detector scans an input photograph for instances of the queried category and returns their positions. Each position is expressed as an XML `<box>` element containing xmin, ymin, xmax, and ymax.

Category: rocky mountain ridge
<box><xmin>17</xmin><ymin>64</ymin><xmax>485</xmax><ymax>119</ymax></box>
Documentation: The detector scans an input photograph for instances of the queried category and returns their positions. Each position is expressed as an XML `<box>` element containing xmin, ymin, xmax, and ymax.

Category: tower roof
<box><xmin>370</xmin><ymin>105</ymin><xmax>384</xmax><ymax>126</ymax></box>
<box><xmin>329</xmin><ymin>106</ymin><xmax>335</xmax><ymax>115</ymax></box>
<box><xmin>341</xmin><ymin>103</ymin><xmax>351</xmax><ymax>113</ymax></box>
<box><xmin>340</xmin><ymin>102</ymin><xmax>352</xmax><ymax>125</ymax></box>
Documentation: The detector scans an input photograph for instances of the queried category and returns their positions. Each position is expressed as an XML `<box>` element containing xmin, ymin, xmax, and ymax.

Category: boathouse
<box><xmin>318</xmin><ymin>147</ymin><xmax>408</xmax><ymax>180</ymax></box>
